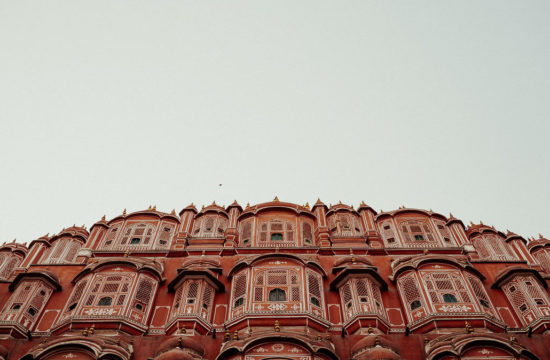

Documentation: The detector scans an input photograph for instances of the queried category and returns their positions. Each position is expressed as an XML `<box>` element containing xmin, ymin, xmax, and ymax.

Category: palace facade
<box><xmin>0</xmin><ymin>198</ymin><xmax>549</xmax><ymax>359</ymax></box>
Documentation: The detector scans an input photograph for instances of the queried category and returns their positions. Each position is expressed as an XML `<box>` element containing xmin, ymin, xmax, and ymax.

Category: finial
<box><xmin>81</xmin><ymin>224</ymin><xmax>85</xmax><ymax>228</ymax></box>
<box><xmin>374</xmin><ymin>336</ymin><xmax>380</xmax><ymax>346</ymax></box>
<box><xmin>449</xmin><ymin>213</ymin><xmax>454</xmax><ymax>218</ymax></box>
<box><xmin>152</xmin><ymin>205</ymin><xmax>156</xmax><ymax>210</ymax></box>
<box><xmin>339</xmin><ymin>200</ymin><xmax>342</xmax><ymax>204</ymax></box>
<box><xmin>380</xmin><ymin>209</ymin><xmax>383</xmax><ymax>213</ymax></box>
<box><xmin>361</xmin><ymin>200</ymin><xmax>366</xmax><ymax>206</ymax></box>
<box><xmin>540</xmin><ymin>233</ymin><xmax>544</xmax><ymax>239</ymax></box>
<box><xmin>480</xmin><ymin>220</ymin><xmax>484</xmax><ymax>225</ymax></box>
<box><xmin>274</xmin><ymin>320</ymin><xmax>280</xmax><ymax>332</ymax></box>
<box><xmin>201</xmin><ymin>205</ymin><xmax>205</xmax><ymax>210</ymax></box>
<box><xmin>101</xmin><ymin>215</ymin><xmax>106</xmax><ymax>221</ymax></box>
<box><xmin>273</xmin><ymin>196</ymin><xmax>279</xmax><ymax>201</ymax></box>
<box><xmin>73</xmin><ymin>224</ymin><xmax>75</xmax><ymax>227</ymax></box>
<box><xmin>304</xmin><ymin>202</ymin><xmax>310</xmax><ymax>210</ymax></box>
<box><xmin>470</xmin><ymin>221</ymin><xmax>474</xmax><ymax>226</ymax></box>
<box><xmin>148</xmin><ymin>205</ymin><xmax>151</xmax><ymax>210</ymax></box>
<box><xmin>246</xmin><ymin>203</ymin><xmax>250</xmax><ymax>209</ymax></box>
<box><xmin>171</xmin><ymin>209</ymin><xmax>176</xmax><ymax>215</ymax></box>
<box><xmin>429</xmin><ymin>208</ymin><xmax>433</xmax><ymax>212</ymax></box>
<box><xmin>122</xmin><ymin>209</ymin><xmax>126</xmax><ymax>215</ymax></box>
<box><xmin>191</xmin><ymin>202</ymin><xmax>194</xmax><ymax>207</ymax></box>
<box><xmin>212</xmin><ymin>201</ymin><xmax>216</xmax><ymax>206</ymax></box>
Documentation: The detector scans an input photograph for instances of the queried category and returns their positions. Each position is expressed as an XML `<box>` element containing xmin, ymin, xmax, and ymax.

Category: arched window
<box><xmin>379</xmin><ymin>221</ymin><xmax>398</xmax><ymax>247</ymax></box>
<box><xmin>257</xmin><ymin>220</ymin><xmax>296</xmax><ymax>247</ymax></box>
<box><xmin>57</xmin><ymin>270</ymin><xmax>158</xmax><ymax>330</ymax></box>
<box><xmin>269</xmin><ymin>288</ymin><xmax>286</xmax><ymax>301</ymax></box>
<box><xmin>239</xmin><ymin>220</ymin><xmax>253</xmax><ymax>247</ymax></box>
<box><xmin>170</xmin><ymin>279</ymin><xmax>215</xmax><ymax>322</ymax></box>
<box><xmin>472</xmin><ymin>235</ymin><xmax>515</xmax><ymax>261</ymax></box>
<box><xmin>502</xmin><ymin>275</ymin><xmax>550</xmax><ymax>326</ymax></box>
<box><xmin>191</xmin><ymin>214</ymin><xmax>228</xmax><ymax>238</ymax></box>
<box><xmin>411</xmin><ymin>300</ymin><xmax>421</xmax><ymax>310</ymax></box>
<box><xmin>102</xmin><ymin>221</ymin><xmax>174</xmax><ymax>250</ymax></box>
<box><xmin>302</xmin><ymin>221</ymin><xmax>314</xmax><ymax>245</ymax></box>
<box><xmin>327</xmin><ymin>212</ymin><xmax>363</xmax><ymax>237</ymax></box>
<box><xmin>41</xmin><ymin>237</ymin><xmax>82</xmax><ymax>264</ymax></box>
<box><xmin>339</xmin><ymin>277</ymin><xmax>386</xmax><ymax>322</ymax></box>
<box><xmin>442</xmin><ymin>293</ymin><xmax>457</xmax><ymax>303</ymax></box>
<box><xmin>1</xmin><ymin>279</ymin><xmax>54</xmax><ymax>332</ymax></box>
<box><xmin>400</xmin><ymin>220</ymin><xmax>436</xmax><ymax>245</ymax></box>
<box><xmin>0</xmin><ymin>253</ymin><xmax>22</xmax><ymax>280</ymax></box>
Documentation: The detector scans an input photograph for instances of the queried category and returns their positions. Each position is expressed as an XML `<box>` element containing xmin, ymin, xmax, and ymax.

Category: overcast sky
<box><xmin>1</xmin><ymin>1</ymin><xmax>549</xmax><ymax>244</ymax></box>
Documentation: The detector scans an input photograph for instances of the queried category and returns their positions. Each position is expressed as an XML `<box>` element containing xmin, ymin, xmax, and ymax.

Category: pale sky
<box><xmin>1</xmin><ymin>1</ymin><xmax>549</xmax><ymax>245</ymax></box>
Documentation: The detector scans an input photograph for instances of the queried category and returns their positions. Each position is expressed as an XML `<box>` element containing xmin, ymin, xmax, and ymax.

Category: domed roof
<box><xmin>156</xmin><ymin>337</ymin><xmax>205</xmax><ymax>358</ymax></box>
<box><xmin>356</xmin><ymin>346</ymin><xmax>401</xmax><ymax>360</ymax></box>
<box><xmin>155</xmin><ymin>349</ymin><xmax>195</xmax><ymax>360</ymax></box>
<box><xmin>351</xmin><ymin>336</ymin><xmax>400</xmax><ymax>359</ymax></box>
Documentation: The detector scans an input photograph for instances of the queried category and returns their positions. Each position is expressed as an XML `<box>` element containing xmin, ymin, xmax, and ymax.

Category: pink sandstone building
<box><xmin>0</xmin><ymin>198</ymin><xmax>549</xmax><ymax>359</ymax></box>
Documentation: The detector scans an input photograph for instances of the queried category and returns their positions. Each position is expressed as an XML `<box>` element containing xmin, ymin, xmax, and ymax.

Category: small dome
<box><xmin>155</xmin><ymin>349</ymin><xmax>196</xmax><ymax>360</ymax></box>
<box><xmin>351</xmin><ymin>336</ymin><xmax>399</xmax><ymax>358</ymax></box>
<box><xmin>156</xmin><ymin>337</ymin><xmax>204</xmax><ymax>358</ymax></box>
<box><xmin>356</xmin><ymin>346</ymin><xmax>401</xmax><ymax>360</ymax></box>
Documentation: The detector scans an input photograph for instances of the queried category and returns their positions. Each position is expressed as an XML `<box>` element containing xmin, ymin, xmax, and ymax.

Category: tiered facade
<box><xmin>0</xmin><ymin>199</ymin><xmax>549</xmax><ymax>359</ymax></box>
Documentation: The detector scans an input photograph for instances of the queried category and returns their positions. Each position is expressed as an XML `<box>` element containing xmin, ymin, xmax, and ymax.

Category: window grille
<box><xmin>466</xmin><ymin>275</ymin><xmax>495</xmax><ymax>315</ymax></box>
<box><xmin>473</xmin><ymin>235</ymin><xmax>515</xmax><ymax>261</ymax></box>
<box><xmin>421</xmin><ymin>272</ymin><xmax>473</xmax><ymax>305</ymax></box>
<box><xmin>328</xmin><ymin>213</ymin><xmax>363</xmax><ymax>237</ymax></box>
<box><xmin>103</xmin><ymin>225</ymin><xmax>120</xmax><ymax>248</ymax></box>
<box><xmin>400</xmin><ymin>220</ymin><xmax>436</xmax><ymax>244</ymax></box>
<box><xmin>42</xmin><ymin>238</ymin><xmax>82</xmax><ymax>264</ymax></box>
<box><xmin>192</xmin><ymin>215</ymin><xmax>228</xmax><ymax>238</ymax></box>
<box><xmin>1</xmin><ymin>280</ymin><xmax>52</xmax><ymax>329</ymax></box>
<box><xmin>398</xmin><ymin>274</ymin><xmax>425</xmax><ymax>318</ymax></box>
<box><xmin>307</xmin><ymin>271</ymin><xmax>323</xmax><ymax>313</ymax></box>
<box><xmin>257</xmin><ymin>220</ymin><xmax>297</xmax><ymax>247</ymax></box>
<box><xmin>119</xmin><ymin>223</ymin><xmax>156</xmax><ymax>248</ymax></box>
<box><xmin>81</xmin><ymin>274</ymin><xmax>133</xmax><ymax>311</ymax></box>
<box><xmin>534</xmin><ymin>250</ymin><xmax>550</xmax><ymax>272</ymax></box>
<box><xmin>379</xmin><ymin>221</ymin><xmax>398</xmax><ymax>247</ymax></box>
<box><xmin>232</xmin><ymin>273</ymin><xmax>247</xmax><ymax>310</ymax></box>
<box><xmin>340</xmin><ymin>277</ymin><xmax>385</xmax><ymax>321</ymax></box>
<box><xmin>156</xmin><ymin>222</ymin><xmax>174</xmax><ymax>248</ymax></box>
<box><xmin>0</xmin><ymin>255</ymin><xmax>21</xmax><ymax>280</ymax></box>
<box><xmin>240</xmin><ymin>220</ymin><xmax>253</xmax><ymax>246</ymax></box>
<box><xmin>302</xmin><ymin>222</ymin><xmax>314</xmax><ymax>245</ymax></box>
<box><xmin>434</xmin><ymin>220</ymin><xmax>454</xmax><ymax>244</ymax></box>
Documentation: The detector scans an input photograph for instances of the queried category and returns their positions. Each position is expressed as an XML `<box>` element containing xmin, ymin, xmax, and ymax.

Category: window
<box><xmin>258</xmin><ymin>220</ymin><xmax>296</xmax><ymax>246</ymax></box>
<box><xmin>422</xmin><ymin>271</ymin><xmax>472</xmax><ymax>305</ymax></box>
<box><xmin>327</xmin><ymin>213</ymin><xmax>363</xmax><ymax>237</ymax></box>
<box><xmin>473</xmin><ymin>235</ymin><xmax>514</xmax><ymax>261</ymax></box>
<box><xmin>130</xmin><ymin>238</ymin><xmax>141</xmax><ymax>245</ymax></box>
<box><xmin>27</xmin><ymin>307</ymin><xmax>36</xmax><ymax>316</ymax></box>
<box><xmin>398</xmin><ymin>274</ymin><xmax>424</xmax><ymax>318</ymax></box>
<box><xmin>1</xmin><ymin>280</ymin><xmax>53</xmax><ymax>329</ymax></box>
<box><xmin>98</xmin><ymin>296</ymin><xmax>112</xmax><ymax>306</ymax></box>
<box><xmin>234</xmin><ymin>297</ymin><xmax>244</xmax><ymax>307</ymax></box>
<box><xmin>311</xmin><ymin>297</ymin><xmax>320</xmax><ymax>307</ymax></box>
<box><xmin>302</xmin><ymin>222</ymin><xmax>313</xmax><ymax>245</ymax></box>
<box><xmin>503</xmin><ymin>275</ymin><xmax>550</xmax><ymax>326</ymax></box>
<box><xmin>191</xmin><ymin>215</ymin><xmax>228</xmax><ymax>238</ymax></box>
<box><xmin>269</xmin><ymin>288</ymin><xmax>286</xmax><ymax>301</ymax></box>
<box><xmin>380</xmin><ymin>221</ymin><xmax>398</xmax><ymax>247</ymax></box>
<box><xmin>443</xmin><ymin>293</ymin><xmax>457</xmax><ymax>303</ymax></box>
<box><xmin>411</xmin><ymin>300</ymin><xmax>421</xmax><ymax>310</ymax></box>
<box><xmin>339</xmin><ymin>277</ymin><xmax>385</xmax><ymax>321</ymax></box>
<box><xmin>401</xmin><ymin>220</ymin><xmax>436</xmax><ymax>244</ymax></box>
<box><xmin>0</xmin><ymin>254</ymin><xmax>22</xmax><ymax>280</ymax></box>
<box><xmin>41</xmin><ymin>238</ymin><xmax>82</xmax><ymax>264</ymax></box>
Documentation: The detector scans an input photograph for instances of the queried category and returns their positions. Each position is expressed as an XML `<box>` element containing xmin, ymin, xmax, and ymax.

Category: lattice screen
<box><xmin>307</xmin><ymin>270</ymin><xmax>324</xmax><ymax>315</ymax></box>
<box><xmin>1</xmin><ymin>280</ymin><xmax>53</xmax><ymax>329</ymax></box>
<box><xmin>534</xmin><ymin>249</ymin><xmax>550</xmax><ymax>272</ymax></box>
<box><xmin>473</xmin><ymin>235</ymin><xmax>515</xmax><ymax>261</ymax></box>
<box><xmin>61</xmin><ymin>279</ymin><xmax>89</xmax><ymax>319</ymax></box>
<box><xmin>379</xmin><ymin>221</ymin><xmax>398</xmax><ymax>247</ymax></box>
<box><xmin>466</xmin><ymin>275</ymin><xmax>496</xmax><ymax>316</ymax></box>
<box><xmin>156</xmin><ymin>222</ymin><xmax>175</xmax><ymax>248</ymax></box>
<box><xmin>434</xmin><ymin>220</ymin><xmax>454</xmax><ymax>245</ymax></box>
<box><xmin>302</xmin><ymin>222</ymin><xmax>314</xmax><ymax>245</ymax></box>
<box><xmin>339</xmin><ymin>277</ymin><xmax>386</xmax><ymax>321</ymax></box>
<box><xmin>191</xmin><ymin>215</ymin><xmax>228</xmax><ymax>238</ymax></box>
<box><xmin>421</xmin><ymin>271</ymin><xmax>473</xmax><ymax>304</ymax></box>
<box><xmin>398</xmin><ymin>273</ymin><xmax>425</xmax><ymax>317</ymax></box>
<box><xmin>327</xmin><ymin>213</ymin><xmax>363</xmax><ymax>237</ymax></box>
<box><xmin>257</xmin><ymin>220</ymin><xmax>297</xmax><ymax>247</ymax></box>
<box><xmin>80</xmin><ymin>273</ymin><xmax>133</xmax><ymax>312</ymax></box>
<box><xmin>119</xmin><ymin>223</ymin><xmax>156</xmax><ymax>247</ymax></box>
<box><xmin>240</xmin><ymin>220</ymin><xmax>253</xmax><ymax>246</ymax></box>
<box><xmin>0</xmin><ymin>254</ymin><xmax>21</xmax><ymax>280</ymax></box>
<box><xmin>400</xmin><ymin>220</ymin><xmax>436</xmax><ymax>243</ymax></box>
